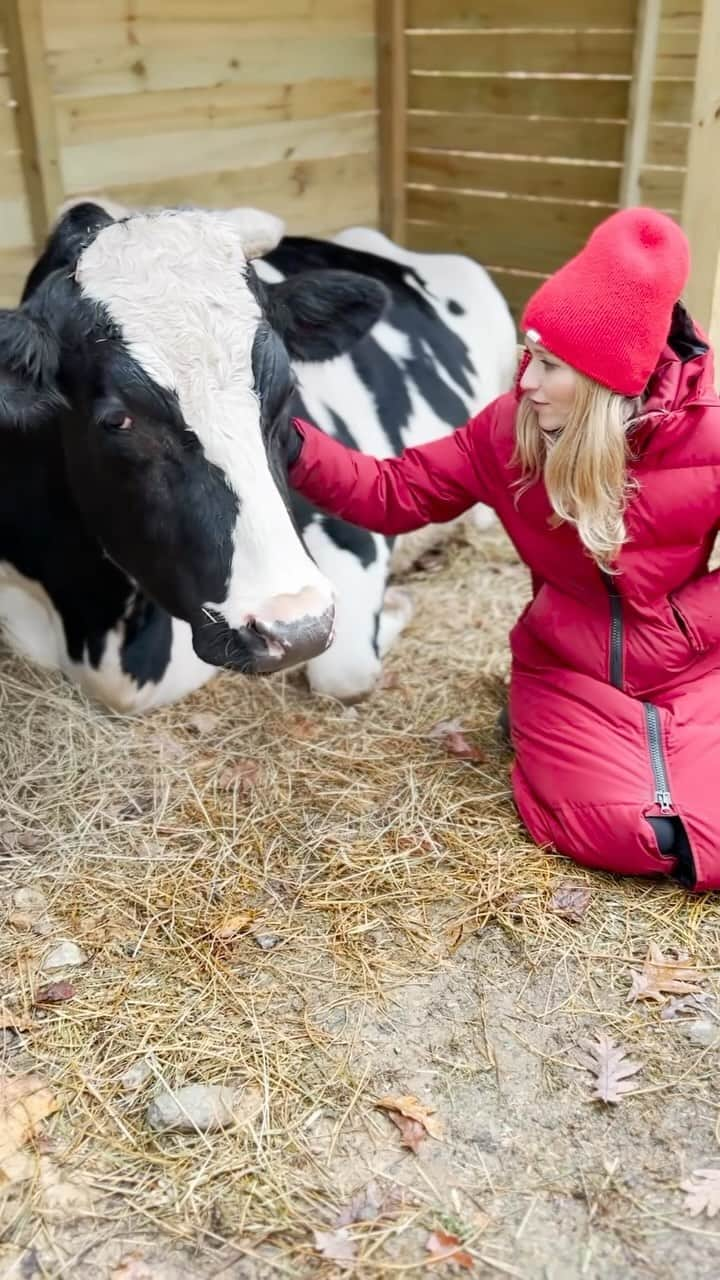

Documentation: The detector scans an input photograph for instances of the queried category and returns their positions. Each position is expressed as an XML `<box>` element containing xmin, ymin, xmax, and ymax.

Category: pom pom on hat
<box><xmin>521</xmin><ymin>207</ymin><xmax>690</xmax><ymax>396</ymax></box>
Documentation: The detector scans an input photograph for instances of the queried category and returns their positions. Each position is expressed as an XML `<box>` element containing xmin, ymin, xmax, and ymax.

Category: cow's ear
<box><xmin>0</xmin><ymin>303</ymin><xmax>63</xmax><ymax>429</ymax></box>
<box><xmin>265</xmin><ymin>270</ymin><xmax>390</xmax><ymax>361</ymax></box>
<box><xmin>0</xmin><ymin>308</ymin><xmax>59</xmax><ymax>385</ymax></box>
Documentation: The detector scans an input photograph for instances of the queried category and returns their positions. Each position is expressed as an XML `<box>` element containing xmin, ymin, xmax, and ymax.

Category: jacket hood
<box><xmin>630</xmin><ymin>304</ymin><xmax>718</xmax><ymax>454</ymax></box>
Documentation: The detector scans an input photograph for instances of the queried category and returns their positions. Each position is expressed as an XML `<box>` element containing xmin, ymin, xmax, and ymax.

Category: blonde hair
<box><xmin>513</xmin><ymin>371</ymin><xmax>641</xmax><ymax>571</ymax></box>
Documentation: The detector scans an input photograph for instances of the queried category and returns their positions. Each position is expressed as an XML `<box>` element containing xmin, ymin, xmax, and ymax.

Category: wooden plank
<box><xmin>61</xmin><ymin>113</ymin><xmax>377</xmax><ymax>192</ymax></box>
<box><xmin>0</xmin><ymin>197</ymin><xmax>34</xmax><ymax>250</ymax></box>
<box><xmin>487</xmin><ymin>267</ymin><xmax>547</xmax><ymax>321</ymax></box>
<box><xmin>408</xmin><ymin>0</ymin><xmax>637</xmax><ymax>26</ymax></box>
<box><xmin>375</xmin><ymin>0</ymin><xmax>406</xmax><ymax>241</ymax></box>
<box><xmin>681</xmin><ymin>0</ymin><xmax>720</xmax><ymax>333</ymax></box>
<box><xmin>650</xmin><ymin>78</ymin><xmax>694</xmax><ymax>123</ymax></box>
<box><xmin>654</xmin><ymin>28</ymin><xmax>699</xmax><ymax>76</ymax></box>
<box><xmin>619</xmin><ymin>0</ymin><xmax>661</xmax><ymax>207</ymax></box>
<box><xmin>409</xmin><ymin>75</ymin><xmax>631</xmax><ymax>120</ymax></box>
<box><xmin>4</xmin><ymin>0</ymin><xmax>63</xmax><ymax>244</ymax></box>
<box><xmin>408</xmin><ymin>150</ymin><xmax>621</xmax><ymax>204</ymax></box>
<box><xmin>408</xmin><ymin>32</ymin><xmax>634</xmax><ymax>77</ymax></box>
<box><xmin>637</xmin><ymin>164</ymin><xmax>685</xmax><ymax>210</ymax></box>
<box><xmin>406</xmin><ymin>193</ymin><xmax>605</xmax><ymax>274</ymax></box>
<box><xmin>70</xmin><ymin>151</ymin><xmax>379</xmax><ymax>237</ymax></box>
<box><xmin>48</xmin><ymin>36</ymin><xmax>375</xmax><ymax>99</ymax></box>
<box><xmin>709</xmin><ymin>249</ymin><xmax>720</xmax><ymax>363</ymax></box>
<box><xmin>645</xmin><ymin>120</ymin><xmax>690</xmax><ymax>166</ymax></box>
<box><xmin>56</xmin><ymin>78</ymin><xmax>376</xmax><ymax>145</ymax></box>
<box><xmin>0</xmin><ymin>247</ymin><xmax>35</xmax><ymax>307</ymax></box>
<box><xmin>408</xmin><ymin>112</ymin><xmax>625</xmax><ymax>163</ymax></box>
<box><xmin>41</xmin><ymin>0</ymin><xmax>375</xmax><ymax>48</ymax></box>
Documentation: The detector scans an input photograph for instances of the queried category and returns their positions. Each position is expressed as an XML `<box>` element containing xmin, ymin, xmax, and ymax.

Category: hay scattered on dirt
<box><xmin>2</xmin><ymin>525</ymin><xmax>720</xmax><ymax>1278</ymax></box>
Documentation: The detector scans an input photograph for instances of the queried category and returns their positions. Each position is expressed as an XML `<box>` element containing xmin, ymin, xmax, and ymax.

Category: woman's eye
<box><xmin>541</xmin><ymin>360</ymin><xmax>556</xmax><ymax>371</ymax></box>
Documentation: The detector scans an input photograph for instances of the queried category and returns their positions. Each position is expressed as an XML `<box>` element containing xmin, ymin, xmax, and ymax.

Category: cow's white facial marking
<box><xmin>75</xmin><ymin>210</ymin><xmax>333</xmax><ymax>629</ymax></box>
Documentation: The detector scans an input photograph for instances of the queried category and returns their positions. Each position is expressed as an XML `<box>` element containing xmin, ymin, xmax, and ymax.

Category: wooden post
<box><xmin>376</xmin><ymin>0</ymin><xmax>406</xmax><ymax>243</ymax></box>
<box><xmin>681</xmin><ymin>0</ymin><xmax>720</xmax><ymax>340</ymax></box>
<box><xmin>4</xmin><ymin>0</ymin><xmax>63</xmax><ymax>247</ymax></box>
<box><xmin>619</xmin><ymin>0</ymin><xmax>661</xmax><ymax>208</ymax></box>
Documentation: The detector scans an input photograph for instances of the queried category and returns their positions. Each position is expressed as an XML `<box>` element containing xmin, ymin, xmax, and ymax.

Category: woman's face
<box><xmin>520</xmin><ymin>337</ymin><xmax>577</xmax><ymax>433</ymax></box>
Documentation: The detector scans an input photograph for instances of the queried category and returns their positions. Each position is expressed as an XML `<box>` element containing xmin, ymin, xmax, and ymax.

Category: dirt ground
<box><xmin>2</xmin><ymin>524</ymin><xmax>720</xmax><ymax>1280</ymax></box>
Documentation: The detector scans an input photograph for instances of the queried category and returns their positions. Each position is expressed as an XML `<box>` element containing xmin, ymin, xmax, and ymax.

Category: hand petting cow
<box><xmin>0</xmin><ymin>199</ymin><xmax>516</xmax><ymax>712</ymax></box>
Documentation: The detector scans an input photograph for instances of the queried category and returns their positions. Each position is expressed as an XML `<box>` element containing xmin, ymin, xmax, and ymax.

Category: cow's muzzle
<box><xmin>193</xmin><ymin>589</ymin><xmax>335</xmax><ymax>674</ymax></box>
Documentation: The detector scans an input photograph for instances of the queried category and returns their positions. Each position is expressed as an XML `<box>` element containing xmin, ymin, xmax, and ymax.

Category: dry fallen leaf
<box><xmin>550</xmin><ymin>882</ymin><xmax>591</xmax><ymax>923</ymax></box>
<box><xmin>186</xmin><ymin>711</ymin><xmax>220</xmax><ymax>735</ymax></box>
<box><xmin>287</xmin><ymin>714</ymin><xmax>322</xmax><ymax>740</ymax></box>
<box><xmin>376</xmin><ymin>1093</ymin><xmax>443</xmax><ymax>1150</ymax></box>
<box><xmin>425</xmin><ymin>1228</ymin><xmax>473</xmax><ymax>1270</ymax></box>
<box><xmin>111</xmin><ymin>1251</ymin><xmax>156</xmax><ymax>1280</ymax></box>
<box><xmin>682</xmin><ymin>1168</ymin><xmax>720</xmax><ymax>1218</ymax></box>
<box><xmin>660</xmin><ymin>993</ymin><xmax>714</xmax><ymax>1021</ymax></box>
<box><xmin>429</xmin><ymin>719</ymin><xmax>485</xmax><ymax>762</ymax></box>
<box><xmin>217</xmin><ymin>760</ymin><xmax>264</xmax><ymax>792</ymax></box>
<box><xmin>334</xmin><ymin>1179</ymin><xmax>406</xmax><ymax>1227</ymax></box>
<box><xmin>34</xmin><ymin>981</ymin><xmax>75</xmax><ymax>1005</ymax></box>
<box><xmin>0</xmin><ymin>1074</ymin><xmax>58</xmax><ymax>1166</ymax></box>
<box><xmin>313</xmin><ymin>1228</ymin><xmax>357</xmax><ymax>1266</ymax></box>
<box><xmin>627</xmin><ymin>942</ymin><xmax>703</xmax><ymax>1004</ymax></box>
<box><xmin>578</xmin><ymin>1032</ymin><xmax>643</xmax><ymax>1104</ymax></box>
<box><xmin>212</xmin><ymin>912</ymin><xmax>254</xmax><ymax>940</ymax></box>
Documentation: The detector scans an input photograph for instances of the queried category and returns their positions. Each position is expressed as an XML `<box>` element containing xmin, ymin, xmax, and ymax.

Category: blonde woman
<box><xmin>286</xmin><ymin>208</ymin><xmax>720</xmax><ymax>892</ymax></box>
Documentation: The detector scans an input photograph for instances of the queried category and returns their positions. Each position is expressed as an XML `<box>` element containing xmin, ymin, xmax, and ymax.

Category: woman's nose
<box><xmin>520</xmin><ymin>359</ymin><xmax>539</xmax><ymax>393</ymax></box>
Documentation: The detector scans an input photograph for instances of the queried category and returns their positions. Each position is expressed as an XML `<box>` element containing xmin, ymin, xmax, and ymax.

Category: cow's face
<box><xmin>20</xmin><ymin>204</ymin><xmax>387</xmax><ymax>675</ymax></box>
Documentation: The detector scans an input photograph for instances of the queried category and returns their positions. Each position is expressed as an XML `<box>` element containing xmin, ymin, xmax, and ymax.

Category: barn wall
<box><xmin>400</xmin><ymin>0</ymin><xmax>701</xmax><ymax>320</ymax></box>
<box><xmin>0</xmin><ymin>10</ymin><xmax>36</xmax><ymax>304</ymax></box>
<box><xmin>0</xmin><ymin>0</ymin><xmax>379</xmax><ymax>305</ymax></box>
<box><xmin>639</xmin><ymin>0</ymin><xmax>700</xmax><ymax>215</ymax></box>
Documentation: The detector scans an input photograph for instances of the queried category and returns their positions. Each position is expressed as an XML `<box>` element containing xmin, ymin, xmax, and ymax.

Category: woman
<box><xmin>286</xmin><ymin>208</ymin><xmax>720</xmax><ymax>892</ymax></box>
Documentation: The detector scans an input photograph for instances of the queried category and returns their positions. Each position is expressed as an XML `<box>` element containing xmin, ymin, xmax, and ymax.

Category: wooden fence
<box><xmin>0</xmin><ymin>0</ymin><xmax>712</xmax><ymax>327</ymax></box>
<box><xmin>0</xmin><ymin>0</ymin><xmax>379</xmax><ymax>305</ymax></box>
<box><xmin>381</xmin><ymin>0</ymin><xmax>702</xmax><ymax>318</ymax></box>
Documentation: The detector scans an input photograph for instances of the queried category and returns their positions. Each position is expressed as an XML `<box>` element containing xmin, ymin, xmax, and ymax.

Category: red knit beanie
<box><xmin>521</xmin><ymin>207</ymin><xmax>690</xmax><ymax>396</ymax></box>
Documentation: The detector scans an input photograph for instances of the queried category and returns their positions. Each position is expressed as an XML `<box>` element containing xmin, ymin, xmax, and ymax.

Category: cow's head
<box><xmin>7</xmin><ymin>200</ymin><xmax>389</xmax><ymax>675</ymax></box>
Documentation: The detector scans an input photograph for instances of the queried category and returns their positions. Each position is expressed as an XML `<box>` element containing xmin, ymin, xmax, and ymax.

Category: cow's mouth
<box><xmin>192</xmin><ymin>607</ymin><xmax>335</xmax><ymax>674</ymax></box>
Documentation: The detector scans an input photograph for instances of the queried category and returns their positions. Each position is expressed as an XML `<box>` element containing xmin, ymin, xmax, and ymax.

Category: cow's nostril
<box><xmin>250</xmin><ymin>616</ymin><xmax>287</xmax><ymax>657</ymax></box>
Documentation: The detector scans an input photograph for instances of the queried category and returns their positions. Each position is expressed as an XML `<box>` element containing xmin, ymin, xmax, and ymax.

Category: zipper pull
<box><xmin>655</xmin><ymin>790</ymin><xmax>673</xmax><ymax>813</ymax></box>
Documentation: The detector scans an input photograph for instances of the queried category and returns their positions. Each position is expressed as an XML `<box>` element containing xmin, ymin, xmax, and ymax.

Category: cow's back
<box><xmin>260</xmin><ymin>228</ymin><xmax>516</xmax><ymax>459</ymax></box>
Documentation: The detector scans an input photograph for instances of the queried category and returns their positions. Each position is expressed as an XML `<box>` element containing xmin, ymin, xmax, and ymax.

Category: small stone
<box><xmin>683</xmin><ymin>1019</ymin><xmax>720</xmax><ymax>1048</ymax></box>
<box><xmin>120</xmin><ymin>1054</ymin><xmax>158</xmax><ymax>1093</ymax></box>
<box><xmin>252</xmin><ymin>931</ymin><xmax>282</xmax><ymax>951</ymax></box>
<box><xmin>146</xmin><ymin>1083</ymin><xmax>236</xmax><ymax>1132</ymax></box>
<box><xmin>13</xmin><ymin>886</ymin><xmax>48</xmax><ymax>916</ymax></box>
<box><xmin>10</xmin><ymin>886</ymin><xmax>53</xmax><ymax>934</ymax></box>
<box><xmin>42</xmin><ymin>940</ymin><xmax>87</xmax><ymax>971</ymax></box>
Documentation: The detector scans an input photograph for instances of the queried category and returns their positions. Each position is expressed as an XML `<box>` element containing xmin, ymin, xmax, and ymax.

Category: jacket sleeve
<box><xmin>288</xmin><ymin>405</ymin><xmax>499</xmax><ymax>536</ymax></box>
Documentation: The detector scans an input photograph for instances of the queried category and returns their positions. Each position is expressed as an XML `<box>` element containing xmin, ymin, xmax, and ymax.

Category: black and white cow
<box><xmin>0</xmin><ymin>200</ymin><xmax>515</xmax><ymax>712</ymax></box>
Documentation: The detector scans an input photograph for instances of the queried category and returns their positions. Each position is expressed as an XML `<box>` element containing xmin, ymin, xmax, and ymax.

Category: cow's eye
<box><xmin>102</xmin><ymin>410</ymin><xmax>133</xmax><ymax>431</ymax></box>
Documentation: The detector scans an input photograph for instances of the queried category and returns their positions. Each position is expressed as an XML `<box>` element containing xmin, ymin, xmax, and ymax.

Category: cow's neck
<box><xmin>0</xmin><ymin>424</ymin><xmax>154</xmax><ymax>689</ymax></box>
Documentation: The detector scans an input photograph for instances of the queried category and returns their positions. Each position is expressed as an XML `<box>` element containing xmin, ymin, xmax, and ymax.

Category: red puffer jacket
<box><xmin>290</xmin><ymin>332</ymin><xmax>720</xmax><ymax>891</ymax></box>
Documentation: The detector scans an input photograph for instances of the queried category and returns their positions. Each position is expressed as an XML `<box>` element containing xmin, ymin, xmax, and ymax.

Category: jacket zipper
<box><xmin>643</xmin><ymin>703</ymin><xmax>673</xmax><ymax>813</ymax></box>
<box><xmin>601</xmin><ymin>571</ymin><xmax>624</xmax><ymax>690</ymax></box>
<box><xmin>601</xmin><ymin>573</ymin><xmax>673</xmax><ymax>814</ymax></box>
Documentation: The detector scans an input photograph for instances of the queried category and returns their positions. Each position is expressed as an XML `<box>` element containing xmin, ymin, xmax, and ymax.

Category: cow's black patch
<box><xmin>120</xmin><ymin>594</ymin><xmax>174</xmax><ymax>685</ymax></box>
<box><xmin>321</xmin><ymin>514</ymin><xmax>377</xmax><ymax>567</ymax></box>
<box><xmin>350</xmin><ymin>335</ymin><xmax>410</xmax><ymax>455</ymax></box>
<box><xmin>447</xmin><ymin>299</ymin><xmax>465</xmax><ymax>316</ymax></box>
<box><xmin>266</xmin><ymin>236</ymin><xmax>476</xmax><ymax>404</ymax></box>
